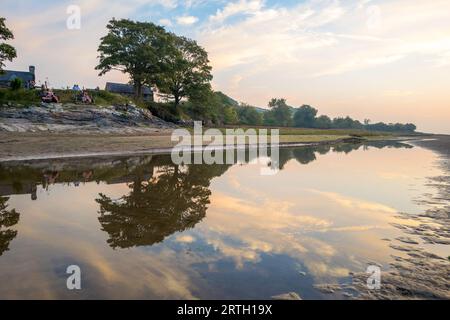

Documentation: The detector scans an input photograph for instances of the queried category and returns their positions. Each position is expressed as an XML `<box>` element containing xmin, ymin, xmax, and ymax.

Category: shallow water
<box><xmin>0</xmin><ymin>141</ymin><xmax>448</xmax><ymax>299</ymax></box>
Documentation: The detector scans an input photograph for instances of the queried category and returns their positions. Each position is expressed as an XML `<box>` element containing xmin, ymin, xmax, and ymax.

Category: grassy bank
<box><xmin>0</xmin><ymin>88</ymin><xmax>130</xmax><ymax>106</ymax></box>
<box><xmin>188</xmin><ymin>126</ymin><xmax>410</xmax><ymax>138</ymax></box>
<box><xmin>0</xmin><ymin>89</ymin><xmax>422</xmax><ymax>140</ymax></box>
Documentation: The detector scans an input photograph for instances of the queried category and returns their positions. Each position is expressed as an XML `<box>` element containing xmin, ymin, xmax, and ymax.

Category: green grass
<box><xmin>0</xmin><ymin>88</ymin><xmax>40</xmax><ymax>104</ymax></box>
<box><xmin>192</xmin><ymin>125</ymin><xmax>394</xmax><ymax>137</ymax></box>
<box><xmin>52</xmin><ymin>89</ymin><xmax>130</xmax><ymax>105</ymax></box>
<box><xmin>0</xmin><ymin>88</ymin><xmax>131</xmax><ymax>107</ymax></box>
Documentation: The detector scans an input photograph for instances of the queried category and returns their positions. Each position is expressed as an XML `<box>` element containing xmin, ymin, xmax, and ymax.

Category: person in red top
<box><xmin>41</xmin><ymin>89</ymin><xmax>59</xmax><ymax>103</ymax></box>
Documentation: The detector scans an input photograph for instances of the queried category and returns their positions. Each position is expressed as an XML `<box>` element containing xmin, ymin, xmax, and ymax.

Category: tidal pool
<box><xmin>0</xmin><ymin>141</ymin><xmax>448</xmax><ymax>299</ymax></box>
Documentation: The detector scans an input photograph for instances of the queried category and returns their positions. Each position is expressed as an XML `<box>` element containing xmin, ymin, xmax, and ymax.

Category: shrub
<box><xmin>0</xmin><ymin>88</ymin><xmax>39</xmax><ymax>105</ymax></box>
<box><xmin>148</xmin><ymin>101</ymin><xmax>181</xmax><ymax>123</ymax></box>
<box><xmin>10</xmin><ymin>78</ymin><xmax>22</xmax><ymax>90</ymax></box>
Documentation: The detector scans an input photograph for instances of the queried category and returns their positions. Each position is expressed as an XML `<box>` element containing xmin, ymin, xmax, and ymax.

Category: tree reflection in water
<box><xmin>96</xmin><ymin>161</ymin><xmax>231</xmax><ymax>249</ymax></box>
<box><xmin>95</xmin><ymin>141</ymin><xmax>412</xmax><ymax>249</ymax></box>
<box><xmin>0</xmin><ymin>197</ymin><xmax>20</xmax><ymax>256</ymax></box>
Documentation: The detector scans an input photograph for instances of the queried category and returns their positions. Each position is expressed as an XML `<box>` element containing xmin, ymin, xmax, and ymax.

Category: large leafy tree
<box><xmin>237</xmin><ymin>104</ymin><xmax>263</xmax><ymax>126</ymax></box>
<box><xmin>156</xmin><ymin>35</ymin><xmax>212</xmax><ymax>107</ymax></box>
<box><xmin>264</xmin><ymin>98</ymin><xmax>292</xmax><ymax>127</ymax></box>
<box><xmin>314</xmin><ymin>115</ymin><xmax>332</xmax><ymax>129</ymax></box>
<box><xmin>96</xmin><ymin>19</ymin><xmax>168</xmax><ymax>99</ymax></box>
<box><xmin>293</xmin><ymin>104</ymin><xmax>318</xmax><ymax>128</ymax></box>
<box><xmin>0</xmin><ymin>17</ymin><xmax>17</xmax><ymax>73</ymax></box>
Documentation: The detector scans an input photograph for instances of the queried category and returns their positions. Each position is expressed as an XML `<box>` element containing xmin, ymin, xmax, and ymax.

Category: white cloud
<box><xmin>209</xmin><ymin>0</ymin><xmax>263</xmax><ymax>23</ymax></box>
<box><xmin>184</xmin><ymin>0</ymin><xmax>209</xmax><ymax>8</ymax></box>
<box><xmin>176</xmin><ymin>15</ymin><xmax>199</xmax><ymax>25</ymax></box>
<box><xmin>158</xmin><ymin>18</ymin><xmax>173</xmax><ymax>27</ymax></box>
<box><xmin>151</xmin><ymin>0</ymin><xmax>179</xmax><ymax>9</ymax></box>
<box><xmin>200</xmin><ymin>0</ymin><xmax>450</xmax><ymax>87</ymax></box>
<box><xmin>313</xmin><ymin>54</ymin><xmax>405</xmax><ymax>77</ymax></box>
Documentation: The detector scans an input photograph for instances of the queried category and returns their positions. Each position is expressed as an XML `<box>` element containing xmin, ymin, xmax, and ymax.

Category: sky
<box><xmin>1</xmin><ymin>0</ymin><xmax>449</xmax><ymax>133</ymax></box>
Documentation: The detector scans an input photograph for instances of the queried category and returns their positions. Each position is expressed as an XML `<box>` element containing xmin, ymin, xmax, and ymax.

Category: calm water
<box><xmin>0</xmin><ymin>141</ymin><xmax>447</xmax><ymax>299</ymax></box>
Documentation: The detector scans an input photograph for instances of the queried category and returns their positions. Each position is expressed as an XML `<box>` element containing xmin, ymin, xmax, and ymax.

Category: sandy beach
<box><xmin>0</xmin><ymin>131</ymin><xmax>389</xmax><ymax>162</ymax></box>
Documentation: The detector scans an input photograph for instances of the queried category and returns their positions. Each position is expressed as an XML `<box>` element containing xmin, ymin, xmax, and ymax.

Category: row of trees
<box><xmin>293</xmin><ymin>103</ymin><xmax>416</xmax><ymax>132</ymax></box>
<box><xmin>251</xmin><ymin>98</ymin><xmax>416</xmax><ymax>132</ymax></box>
<box><xmin>219</xmin><ymin>97</ymin><xmax>416</xmax><ymax>132</ymax></box>
<box><xmin>175</xmin><ymin>95</ymin><xmax>417</xmax><ymax>133</ymax></box>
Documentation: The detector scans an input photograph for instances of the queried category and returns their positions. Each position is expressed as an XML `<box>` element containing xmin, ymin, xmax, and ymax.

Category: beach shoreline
<box><xmin>0</xmin><ymin>130</ymin><xmax>424</xmax><ymax>163</ymax></box>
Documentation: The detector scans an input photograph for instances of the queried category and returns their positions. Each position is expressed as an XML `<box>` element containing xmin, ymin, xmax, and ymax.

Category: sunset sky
<box><xmin>1</xmin><ymin>0</ymin><xmax>449</xmax><ymax>133</ymax></box>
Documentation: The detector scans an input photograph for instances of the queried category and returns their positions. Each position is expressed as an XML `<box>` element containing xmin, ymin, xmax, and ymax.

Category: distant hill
<box><xmin>214</xmin><ymin>91</ymin><xmax>269</xmax><ymax>114</ymax></box>
<box><xmin>214</xmin><ymin>91</ymin><xmax>239</xmax><ymax>107</ymax></box>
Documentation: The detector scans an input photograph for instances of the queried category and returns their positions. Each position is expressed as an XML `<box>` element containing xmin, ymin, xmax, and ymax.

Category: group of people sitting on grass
<box><xmin>39</xmin><ymin>84</ymin><xmax>94</xmax><ymax>104</ymax></box>
<box><xmin>72</xmin><ymin>84</ymin><xmax>94</xmax><ymax>104</ymax></box>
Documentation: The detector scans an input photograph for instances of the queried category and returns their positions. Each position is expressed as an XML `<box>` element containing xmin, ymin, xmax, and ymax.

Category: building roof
<box><xmin>105</xmin><ymin>82</ymin><xmax>152</xmax><ymax>95</ymax></box>
<box><xmin>0</xmin><ymin>70</ymin><xmax>35</xmax><ymax>83</ymax></box>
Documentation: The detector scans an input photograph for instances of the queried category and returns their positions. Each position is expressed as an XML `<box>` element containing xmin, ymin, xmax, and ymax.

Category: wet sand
<box><xmin>0</xmin><ymin>131</ymin><xmax>383</xmax><ymax>162</ymax></box>
<box><xmin>317</xmin><ymin>135</ymin><xmax>450</xmax><ymax>300</ymax></box>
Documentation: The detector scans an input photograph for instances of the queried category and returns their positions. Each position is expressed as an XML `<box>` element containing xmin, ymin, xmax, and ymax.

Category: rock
<box><xmin>0</xmin><ymin>103</ymin><xmax>177</xmax><ymax>133</ymax></box>
<box><xmin>313</xmin><ymin>284</ymin><xmax>341</xmax><ymax>294</ymax></box>
<box><xmin>271</xmin><ymin>292</ymin><xmax>302</xmax><ymax>300</ymax></box>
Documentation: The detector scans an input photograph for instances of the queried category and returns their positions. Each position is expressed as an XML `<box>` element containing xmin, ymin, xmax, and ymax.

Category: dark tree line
<box><xmin>260</xmin><ymin>99</ymin><xmax>417</xmax><ymax>132</ymax></box>
<box><xmin>195</xmin><ymin>95</ymin><xmax>417</xmax><ymax>132</ymax></box>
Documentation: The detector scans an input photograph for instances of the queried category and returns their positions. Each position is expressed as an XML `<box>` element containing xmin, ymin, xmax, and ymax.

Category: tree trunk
<box><xmin>134</xmin><ymin>81</ymin><xmax>142</xmax><ymax>101</ymax></box>
<box><xmin>174</xmin><ymin>94</ymin><xmax>181</xmax><ymax>108</ymax></box>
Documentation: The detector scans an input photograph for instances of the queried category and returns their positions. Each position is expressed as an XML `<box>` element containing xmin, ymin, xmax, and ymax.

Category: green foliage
<box><xmin>258</xmin><ymin>98</ymin><xmax>416</xmax><ymax>133</ymax></box>
<box><xmin>237</xmin><ymin>104</ymin><xmax>263</xmax><ymax>126</ymax></box>
<box><xmin>223</xmin><ymin>106</ymin><xmax>238</xmax><ymax>124</ymax></box>
<box><xmin>314</xmin><ymin>115</ymin><xmax>332</xmax><ymax>129</ymax></box>
<box><xmin>96</xmin><ymin>18</ymin><xmax>212</xmax><ymax>105</ymax></box>
<box><xmin>177</xmin><ymin>90</ymin><xmax>241</xmax><ymax>125</ymax></box>
<box><xmin>0</xmin><ymin>88</ymin><xmax>130</xmax><ymax>106</ymax></box>
<box><xmin>148</xmin><ymin>101</ymin><xmax>180</xmax><ymax>123</ymax></box>
<box><xmin>48</xmin><ymin>89</ymin><xmax>129</xmax><ymax>105</ymax></box>
<box><xmin>293</xmin><ymin>105</ymin><xmax>318</xmax><ymax>128</ymax></box>
<box><xmin>156</xmin><ymin>35</ymin><xmax>212</xmax><ymax>107</ymax></box>
<box><xmin>0</xmin><ymin>88</ymin><xmax>39</xmax><ymax>104</ymax></box>
<box><xmin>0</xmin><ymin>17</ymin><xmax>17</xmax><ymax>72</ymax></box>
<box><xmin>183</xmin><ymin>89</ymin><xmax>220</xmax><ymax>124</ymax></box>
<box><xmin>264</xmin><ymin>98</ymin><xmax>292</xmax><ymax>127</ymax></box>
<box><xmin>365</xmin><ymin>122</ymin><xmax>417</xmax><ymax>132</ymax></box>
<box><xmin>88</xmin><ymin>90</ymin><xmax>129</xmax><ymax>105</ymax></box>
<box><xmin>263</xmin><ymin>110</ymin><xmax>277</xmax><ymax>126</ymax></box>
<box><xmin>96</xmin><ymin>19</ymin><xmax>169</xmax><ymax>99</ymax></box>
<box><xmin>9</xmin><ymin>78</ymin><xmax>22</xmax><ymax>90</ymax></box>
<box><xmin>332</xmin><ymin>116</ymin><xmax>363</xmax><ymax>129</ymax></box>
<box><xmin>214</xmin><ymin>91</ymin><xmax>239</xmax><ymax>107</ymax></box>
